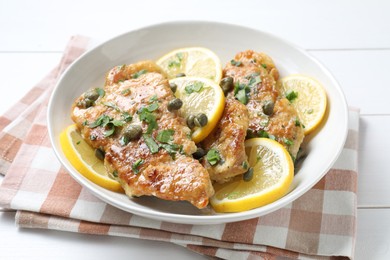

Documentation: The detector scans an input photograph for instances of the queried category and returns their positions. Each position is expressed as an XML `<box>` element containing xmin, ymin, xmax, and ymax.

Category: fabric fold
<box><xmin>0</xmin><ymin>35</ymin><xmax>358</xmax><ymax>260</ymax></box>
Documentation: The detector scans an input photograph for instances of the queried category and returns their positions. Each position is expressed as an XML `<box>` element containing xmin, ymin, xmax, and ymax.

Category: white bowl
<box><xmin>48</xmin><ymin>21</ymin><xmax>348</xmax><ymax>225</ymax></box>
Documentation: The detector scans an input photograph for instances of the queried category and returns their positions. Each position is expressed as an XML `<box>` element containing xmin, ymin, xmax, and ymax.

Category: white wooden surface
<box><xmin>1</xmin><ymin>0</ymin><xmax>390</xmax><ymax>259</ymax></box>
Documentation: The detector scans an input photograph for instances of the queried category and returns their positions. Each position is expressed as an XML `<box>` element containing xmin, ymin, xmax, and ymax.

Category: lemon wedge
<box><xmin>59</xmin><ymin>124</ymin><xmax>123</xmax><ymax>192</ymax></box>
<box><xmin>170</xmin><ymin>77</ymin><xmax>225</xmax><ymax>143</ymax></box>
<box><xmin>156</xmin><ymin>47</ymin><xmax>222</xmax><ymax>82</ymax></box>
<box><xmin>210</xmin><ymin>138</ymin><xmax>294</xmax><ymax>213</ymax></box>
<box><xmin>277</xmin><ymin>75</ymin><xmax>327</xmax><ymax>135</ymax></box>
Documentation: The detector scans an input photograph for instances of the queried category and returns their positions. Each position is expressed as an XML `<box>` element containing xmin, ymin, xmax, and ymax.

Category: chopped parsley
<box><xmin>88</xmin><ymin>114</ymin><xmax>124</xmax><ymax>137</ymax></box>
<box><xmin>143</xmin><ymin>134</ymin><xmax>159</xmax><ymax>154</ymax></box>
<box><xmin>96</xmin><ymin>88</ymin><xmax>105</xmax><ymax>98</ymax></box>
<box><xmin>242</xmin><ymin>161</ymin><xmax>249</xmax><ymax>170</ymax></box>
<box><xmin>159</xmin><ymin>143</ymin><xmax>183</xmax><ymax>159</ymax></box>
<box><xmin>102</xmin><ymin>101</ymin><xmax>120</xmax><ymax>111</ymax></box>
<box><xmin>234</xmin><ymin>82</ymin><xmax>251</xmax><ymax>105</ymax></box>
<box><xmin>121</xmin><ymin>112</ymin><xmax>132</xmax><ymax>122</ymax></box>
<box><xmin>132</xmin><ymin>159</ymin><xmax>144</xmax><ymax>174</ymax></box>
<box><xmin>149</xmin><ymin>95</ymin><xmax>158</xmax><ymax>102</ymax></box>
<box><xmin>261</xmin><ymin>63</ymin><xmax>267</xmax><ymax>69</ymax></box>
<box><xmin>156</xmin><ymin>129</ymin><xmax>174</xmax><ymax>143</ymax></box>
<box><xmin>168</xmin><ymin>53</ymin><xmax>183</xmax><ymax>68</ymax></box>
<box><xmin>132</xmin><ymin>69</ymin><xmax>148</xmax><ymax>79</ymax></box>
<box><xmin>230</xmin><ymin>59</ymin><xmax>242</xmax><ymax>67</ymax></box>
<box><xmin>233</xmin><ymin>73</ymin><xmax>262</xmax><ymax>105</ymax></box>
<box><xmin>121</xmin><ymin>88</ymin><xmax>131</xmax><ymax>95</ymax></box>
<box><xmin>206</xmin><ymin>148</ymin><xmax>221</xmax><ymax>166</ymax></box>
<box><xmin>283</xmin><ymin>138</ymin><xmax>294</xmax><ymax>146</ymax></box>
<box><xmin>185</xmin><ymin>81</ymin><xmax>204</xmax><ymax>94</ymax></box>
<box><xmin>285</xmin><ymin>90</ymin><xmax>298</xmax><ymax>102</ymax></box>
<box><xmin>146</xmin><ymin>102</ymin><xmax>159</xmax><ymax>112</ymax></box>
<box><xmin>246</xmin><ymin>73</ymin><xmax>262</xmax><ymax>88</ymax></box>
<box><xmin>138</xmin><ymin>104</ymin><xmax>159</xmax><ymax>134</ymax></box>
<box><xmin>112</xmin><ymin>170</ymin><xmax>118</xmax><ymax>177</ymax></box>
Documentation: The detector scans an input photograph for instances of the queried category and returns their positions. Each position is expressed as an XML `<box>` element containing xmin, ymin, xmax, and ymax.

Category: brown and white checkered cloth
<box><xmin>0</xmin><ymin>36</ymin><xmax>358</xmax><ymax>259</ymax></box>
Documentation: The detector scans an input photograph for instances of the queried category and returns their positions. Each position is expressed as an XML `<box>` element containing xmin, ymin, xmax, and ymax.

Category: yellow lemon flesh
<box><xmin>59</xmin><ymin>124</ymin><xmax>123</xmax><ymax>192</ymax></box>
<box><xmin>277</xmin><ymin>75</ymin><xmax>327</xmax><ymax>135</ymax></box>
<box><xmin>170</xmin><ymin>77</ymin><xmax>225</xmax><ymax>143</ymax></box>
<box><xmin>156</xmin><ymin>47</ymin><xmax>222</xmax><ymax>83</ymax></box>
<box><xmin>210</xmin><ymin>138</ymin><xmax>294</xmax><ymax>213</ymax></box>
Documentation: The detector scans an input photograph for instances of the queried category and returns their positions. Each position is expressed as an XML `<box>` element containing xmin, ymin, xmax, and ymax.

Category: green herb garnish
<box><xmin>156</xmin><ymin>129</ymin><xmax>174</xmax><ymax>143</ymax></box>
<box><xmin>149</xmin><ymin>95</ymin><xmax>158</xmax><ymax>102</ymax></box>
<box><xmin>146</xmin><ymin>102</ymin><xmax>159</xmax><ymax>112</ymax></box>
<box><xmin>168</xmin><ymin>53</ymin><xmax>183</xmax><ymax>68</ymax></box>
<box><xmin>88</xmin><ymin>115</ymin><xmax>123</xmax><ymax>137</ymax></box>
<box><xmin>96</xmin><ymin>88</ymin><xmax>105</xmax><ymax>98</ymax></box>
<box><xmin>121</xmin><ymin>88</ymin><xmax>131</xmax><ymax>95</ymax></box>
<box><xmin>132</xmin><ymin>159</ymin><xmax>144</xmax><ymax>174</ymax></box>
<box><xmin>283</xmin><ymin>138</ymin><xmax>294</xmax><ymax>146</ymax></box>
<box><xmin>138</xmin><ymin>106</ymin><xmax>158</xmax><ymax>134</ymax></box>
<box><xmin>285</xmin><ymin>90</ymin><xmax>298</xmax><ymax>102</ymax></box>
<box><xmin>185</xmin><ymin>81</ymin><xmax>204</xmax><ymax>94</ymax></box>
<box><xmin>121</xmin><ymin>112</ymin><xmax>132</xmax><ymax>122</ymax></box>
<box><xmin>132</xmin><ymin>69</ymin><xmax>148</xmax><ymax>79</ymax></box>
<box><xmin>206</xmin><ymin>148</ymin><xmax>221</xmax><ymax>166</ymax></box>
<box><xmin>247</xmin><ymin>73</ymin><xmax>262</xmax><ymax>88</ymax></box>
<box><xmin>230</xmin><ymin>59</ymin><xmax>242</xmax><ymax>67</ymax></box>
<box><xmin>102</xmin><ymin>101</ymin><xmax>120</xmax><ymax>111</ymax></box>
<box><xmin>234</xmin><ymin>82</ymin><xmax>251</xmax><ymax>105</ymax></box>
<box><xmin>242</xmin><ymin>161</ymin><xmax>248</xmax><ymax>170</ymax></box>
<box><xmin>143</xmin><ymin>134</ymin><xmax>159</xmax><ymax>154</ymax></box>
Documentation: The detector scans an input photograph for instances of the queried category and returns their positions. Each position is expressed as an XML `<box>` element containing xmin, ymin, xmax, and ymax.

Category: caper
<box><xmin>175</xmin><ymin>72</ymin><xmax>186</xmax><ymax>78</ymax></box>
<box><xmin>243</xmin><ymin>167</ymin><xmax>254</xmax><ymax>182</ymax></box>
<box><xmin>169</xmin><ymin>82</ymin><xmax>177</xmax><ymax>93</ymax></box>
<box><xmin>246</xmin><ymin>129</ymin><xmax>256</xmax><ymax>139</ymax></box>
<box><xmin>167</xmin><ymin>98</ymin><xmax>183</xmax><ymax>111</ymax></box>
<box><xmin>95</xmin><ymin>148</ymin><xmax>105</xmax><ymax>161</ymax></box>
<box><xmin>122</xmin><ymin>124</ymin><xmax>142</xmax><ymax>142</ymax></box>
<box><xmin>192</xmin><ymin>147</ymin><xmax>206</xmax><ymax>159</ymax></box>
<box><xmin>84</xmin><ymin>88</ymin><xmax>100</xmax><ymax>102</ymax></box>
<box><xmin>220</xmin><ymin>77</ymin><xmax>234</xmax><ymax>95</ymax></box>
<box><xmin>77</xmin><ymin>98</ymin><xmax>94</xmax><ymax>109</ymax></box>
<box><xmin>262</xmin><ymin>100</ymin><xmax>275</xmax><ymax>116</ymax></box>
<box><xmin>194</xmin><ymin>113</ymin><xmax>208</xmax><ymax>127</ymax></box>
<box><xmin>186</xmin><ymin>115</ymin><xmax>196</xmax><ymax>129</ymax></box>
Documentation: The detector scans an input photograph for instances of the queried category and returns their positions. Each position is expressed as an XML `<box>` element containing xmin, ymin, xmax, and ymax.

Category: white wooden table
<box><xmin>1</xmin><ymin>0</ymin><xmax>389</xmax><ymax>259</ymax></box>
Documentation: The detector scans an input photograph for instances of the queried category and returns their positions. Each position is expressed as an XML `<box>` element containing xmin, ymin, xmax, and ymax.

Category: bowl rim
<box><xmin>47</xmin><ymin>20</ymin><xmax>349</xmax><ymax>224</ymax></box>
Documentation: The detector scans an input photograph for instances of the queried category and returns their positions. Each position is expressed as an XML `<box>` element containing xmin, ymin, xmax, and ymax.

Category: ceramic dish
<box><xmin>48</xmin><ymin>21</ymin><xmax>348</xmax><ymax>224</ymax></box>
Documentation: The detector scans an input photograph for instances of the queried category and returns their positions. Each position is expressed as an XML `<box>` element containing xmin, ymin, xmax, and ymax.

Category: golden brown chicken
<box><xmin>223</xmin><ymin>50</ymin><xmax>305</xmax><ymax>159</ymax></box>
<box><xmin>71</xmin><ymin>61</ymin><xmax>214</xmax><ymax>209</ymax></box>
<box><xmin>201</xmin><ymin>98</ymin><xmax>250</xmax><ymax>183</ymax></box>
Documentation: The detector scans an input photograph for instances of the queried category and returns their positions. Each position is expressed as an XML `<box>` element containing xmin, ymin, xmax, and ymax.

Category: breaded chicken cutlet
<box><xmin>71</xmin><ymin>61</ymin><xmax>214</xmax><ymax>209</ymax></box>
<box><xmin>201</xmin><ymin>50</ymin><xmax>304</xmax><ymax>183</ymax></box>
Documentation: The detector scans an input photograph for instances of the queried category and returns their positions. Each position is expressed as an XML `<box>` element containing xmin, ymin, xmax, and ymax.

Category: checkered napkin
<box><xmin>0</xmin><ymin>36</ymin><xmax>358</xmax><ymax>259</ymax></box>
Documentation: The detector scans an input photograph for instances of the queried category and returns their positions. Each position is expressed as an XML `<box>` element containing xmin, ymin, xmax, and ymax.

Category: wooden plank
<box><xmin>1</xmin><ymin>0</ymin><xmax>390</xmax><ymax>51</ymax></box>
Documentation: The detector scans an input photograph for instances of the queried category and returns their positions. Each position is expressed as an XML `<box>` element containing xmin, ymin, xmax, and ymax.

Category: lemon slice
<box><xmin>59</xmin><ymin>124</ymin><xmax>123</xmax><ymax>192</ymax></box>
<box><xmin>210</xmin><ymin>138</ymin><xmax>294</xmax><ymax>213</ymax></box>
<box><xmin>277</xmin><ymin>75</ymin><xmax>327</xmax><ymax>135</ymax></box>
<box><xmin>170</xmin><ymin>77</ymin><xmax>225</xmax><ymax>143</ymax></box>
<box><xmin>156</xmin><ymin>47</ymin><xmax>222</xmax><ymax>82</ymax></box>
